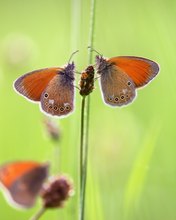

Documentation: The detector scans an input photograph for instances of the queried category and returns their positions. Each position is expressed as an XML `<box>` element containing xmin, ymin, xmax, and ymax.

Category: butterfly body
<box><xmin>0</xmin><ymin>161</ymin><xmax>49</xmax><ymax>208</ymax></box>
<box><xmin>95</xmin><ymin>55</ymin><xmax>159</xmax><ymax>107</ymax></box>
<box><xmin>14</xmin><ymin>62</ymin><xmax>75</xmax><ymax>117</ymax></box>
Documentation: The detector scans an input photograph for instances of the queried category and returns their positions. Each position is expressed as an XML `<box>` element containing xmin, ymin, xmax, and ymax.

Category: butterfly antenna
<box><xmin>74</xmin><ymin>85</ymin><xmax>81</xmax><ymax>91</ymax></box>
<box><xmin>68</xmin><ymin>50</ymin><xmax>79</xmax><ymax>63</ymax></box>
<box><xmin>94</xmin><ymin>76</ymin><xmax>101</xmax><ymax>81</ymax></box>
<box><xmin>87</xmin><ymin>46</ymin><xmax>102</xmax><ymax>56</ymax></box>
<box><xmin>75</xmin><ymin>70</ymin><xmax>81</xmax><ymax>75</ymax></box>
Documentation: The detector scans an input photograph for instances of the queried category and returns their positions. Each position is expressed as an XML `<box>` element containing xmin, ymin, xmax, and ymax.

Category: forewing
<box><xmin>0</xmin><ymin>161</ymin><xmax>40</xmax><ymax>188</ymax></box>
<box><xmin>14</xmin><ymin>68</ymin><xmax>61</xmax><ymax>101</ymax></box>
<box><xmin>108</xmin><ymin>56</ymin><xmax>159</xmax><ymax>88</ymax></box>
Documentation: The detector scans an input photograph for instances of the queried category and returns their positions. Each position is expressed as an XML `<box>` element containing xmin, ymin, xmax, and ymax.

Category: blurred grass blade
<box><xmin>123</xmin><ymin>121</ymin><xmax>161</xmax><ymax>219</ymax></box>
<box><xmin>71</xmin><ymin>0</ymin><xmax>81</xmax><ymax>52</ymax></box>
<box><xmin>87</xmin><ymin>163</ymin><xmax>105</xmax><ymax>220</ymax></box>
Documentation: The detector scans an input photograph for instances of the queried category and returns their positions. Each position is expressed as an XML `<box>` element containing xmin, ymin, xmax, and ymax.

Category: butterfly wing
<box><xmin>40</xmin><ymin>74</ymin><xmax>75</xmax><ymax>117</ymax></box>
<box><xmin>100</xmin><ymin>65</ymin><xmax>136</xmax><ymax>106</ymax></box>
<box><xmin>14</xmin><ymin>68</ymin><xmax>62</xmax><ymax>101</ymax></box>
<box><xmin>108</xmin><ymin>56</ymin><xmax>159</xmax><ymax>88</ymax></box>
<box><xmin>8</xmin><ymin>165</ymin><xmax>48</xmax><ymax>208</ymax></box>
<box><xmin>0</xmin><ymin>161</ymin><xmax>48</xmax><ymax>208</ymax></box>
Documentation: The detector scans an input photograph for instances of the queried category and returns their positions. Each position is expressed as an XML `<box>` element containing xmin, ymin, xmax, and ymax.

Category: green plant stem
<box><xmin>80</xmin><ymin>96</ymin><xmax>89</xmax><ymax>220</ymax></box>
<box><xmin>80</xmin><ymin>96</ymin><xmax>86</xmax><ymax>189</ymax></box>
<box><xmin>30</xmin><ymin>207</ymin><xmax>46</xmax><ymax>220</ymax></box>
<box><xmin>79</xmin><ymin>96</ymin><xmax>86</xmax><ymax>220</ymax></box>
<box><xmin>88</xmin><ymin>0</ymin><xmax>96</xmax><ymax>64</ymax></box>
<box><xmin>79</xmin><ymin>0</ymin><xmax>96</xmax><ymax>220</ymax></box>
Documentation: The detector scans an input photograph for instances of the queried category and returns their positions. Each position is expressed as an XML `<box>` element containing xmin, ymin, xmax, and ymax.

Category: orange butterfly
<box><xmin>0</xmin><ymin>161</ymin><xmax>48</xmax><ymax>208</ymax></box>
<box><xmin>95</xmin><ymin>54</ymin><xmax>159</xmax><ymax>106</ymax></box>
<box><xmin>14</xmin><ymin>51</ymin><xmax>78</xmax><ymax>118</ymax></box>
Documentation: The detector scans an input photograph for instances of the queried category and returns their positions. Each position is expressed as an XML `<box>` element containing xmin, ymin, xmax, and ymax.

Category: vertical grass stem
<box><xmin>79</xmin><ymin>0</ymin><xmax>96</xmax><ymax>219</ymax></box>
<box><xmin>29</xmin><ymin>207</ymin><xmax>46</xmax><ymax>220</ymax></box>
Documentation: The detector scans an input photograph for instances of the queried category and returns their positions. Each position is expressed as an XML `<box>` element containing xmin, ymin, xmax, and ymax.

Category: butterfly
<box><xmin>95</xmin><ymin>54</ymin><xmax>159</xmax><ymax>106</ymax></box>
<box><xmin>0</xmin><ymin>161</ymin><xmax>49</xmax><ymax>208</ymax></box>
<box><xmin>79</xmin><ymin>65</ymin><xmax>95</xmax><ymax>96</ymax></box>
<box><xmin>14</xmin><ymin>51</ymin><xmax>78</xmax><ymax>118</ymax></box>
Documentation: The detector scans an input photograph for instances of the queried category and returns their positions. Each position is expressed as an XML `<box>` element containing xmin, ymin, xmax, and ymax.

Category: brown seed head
<box><xmin>79</xmin><ymin>65</ymin><xmax>95</xmax><ymax>96</ymax></box>
<box><xmin>41</xmin><ymin>176</ymin><xmax>73</xmax><ymax>208</ymax></box>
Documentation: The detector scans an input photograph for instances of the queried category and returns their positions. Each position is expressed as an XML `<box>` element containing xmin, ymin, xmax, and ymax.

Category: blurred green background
<box><xmin>0</xmin><ymin>0</ymin><xmax>175</xmax><ymax>219</ymax></box>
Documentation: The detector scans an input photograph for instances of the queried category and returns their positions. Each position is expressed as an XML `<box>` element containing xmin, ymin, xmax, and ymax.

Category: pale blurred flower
<box><xmin>43</xmin><ymin>118</ymin><xmax>61</xmax><ymax>142</ymax></box>
<box><xmin>2</xmin><ymin>33</ymin><xmax>38</xmax><ymax>66</ymax></box>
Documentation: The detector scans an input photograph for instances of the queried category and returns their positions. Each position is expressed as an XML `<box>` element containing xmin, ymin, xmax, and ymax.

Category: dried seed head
<box><xmin>41</xmin><ymin>176</ymin><xmax>73</xmax><ymax>208</ymax></box>
<box><xmin>43</xmin><ymin>118</ymin><xmax>61</xmax><ymax>142</ymax></box>
<box><xmin>79</xmin><ymin>65</ymin><xmax>95</xmax><ymax>96</ymax></box>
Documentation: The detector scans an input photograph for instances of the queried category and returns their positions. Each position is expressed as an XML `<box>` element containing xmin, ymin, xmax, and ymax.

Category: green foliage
<box><xmin>0</xmin><ymin>0</ymin><xmax>175</xmax><ymax>219</ymax></box>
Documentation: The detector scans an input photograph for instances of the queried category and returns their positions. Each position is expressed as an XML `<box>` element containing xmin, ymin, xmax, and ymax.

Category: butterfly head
<box><xmin>65</xmin><ymin>62</ymin><xmax>75</xmax><ymax>73</ymax></box>
<box><xmin>60</xmin><ymin>62</ymin><xmax>75</xmax><ymax>83</ymax></box>
<box><xmin>62</xmin><ymin>50</ymin><xmax>78</xmax><ymax>81</ymax></box>
<box><xmin>95</xmin><ymin>55</ymin><xmax>110</xmax><ymax>75</ymax></box>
